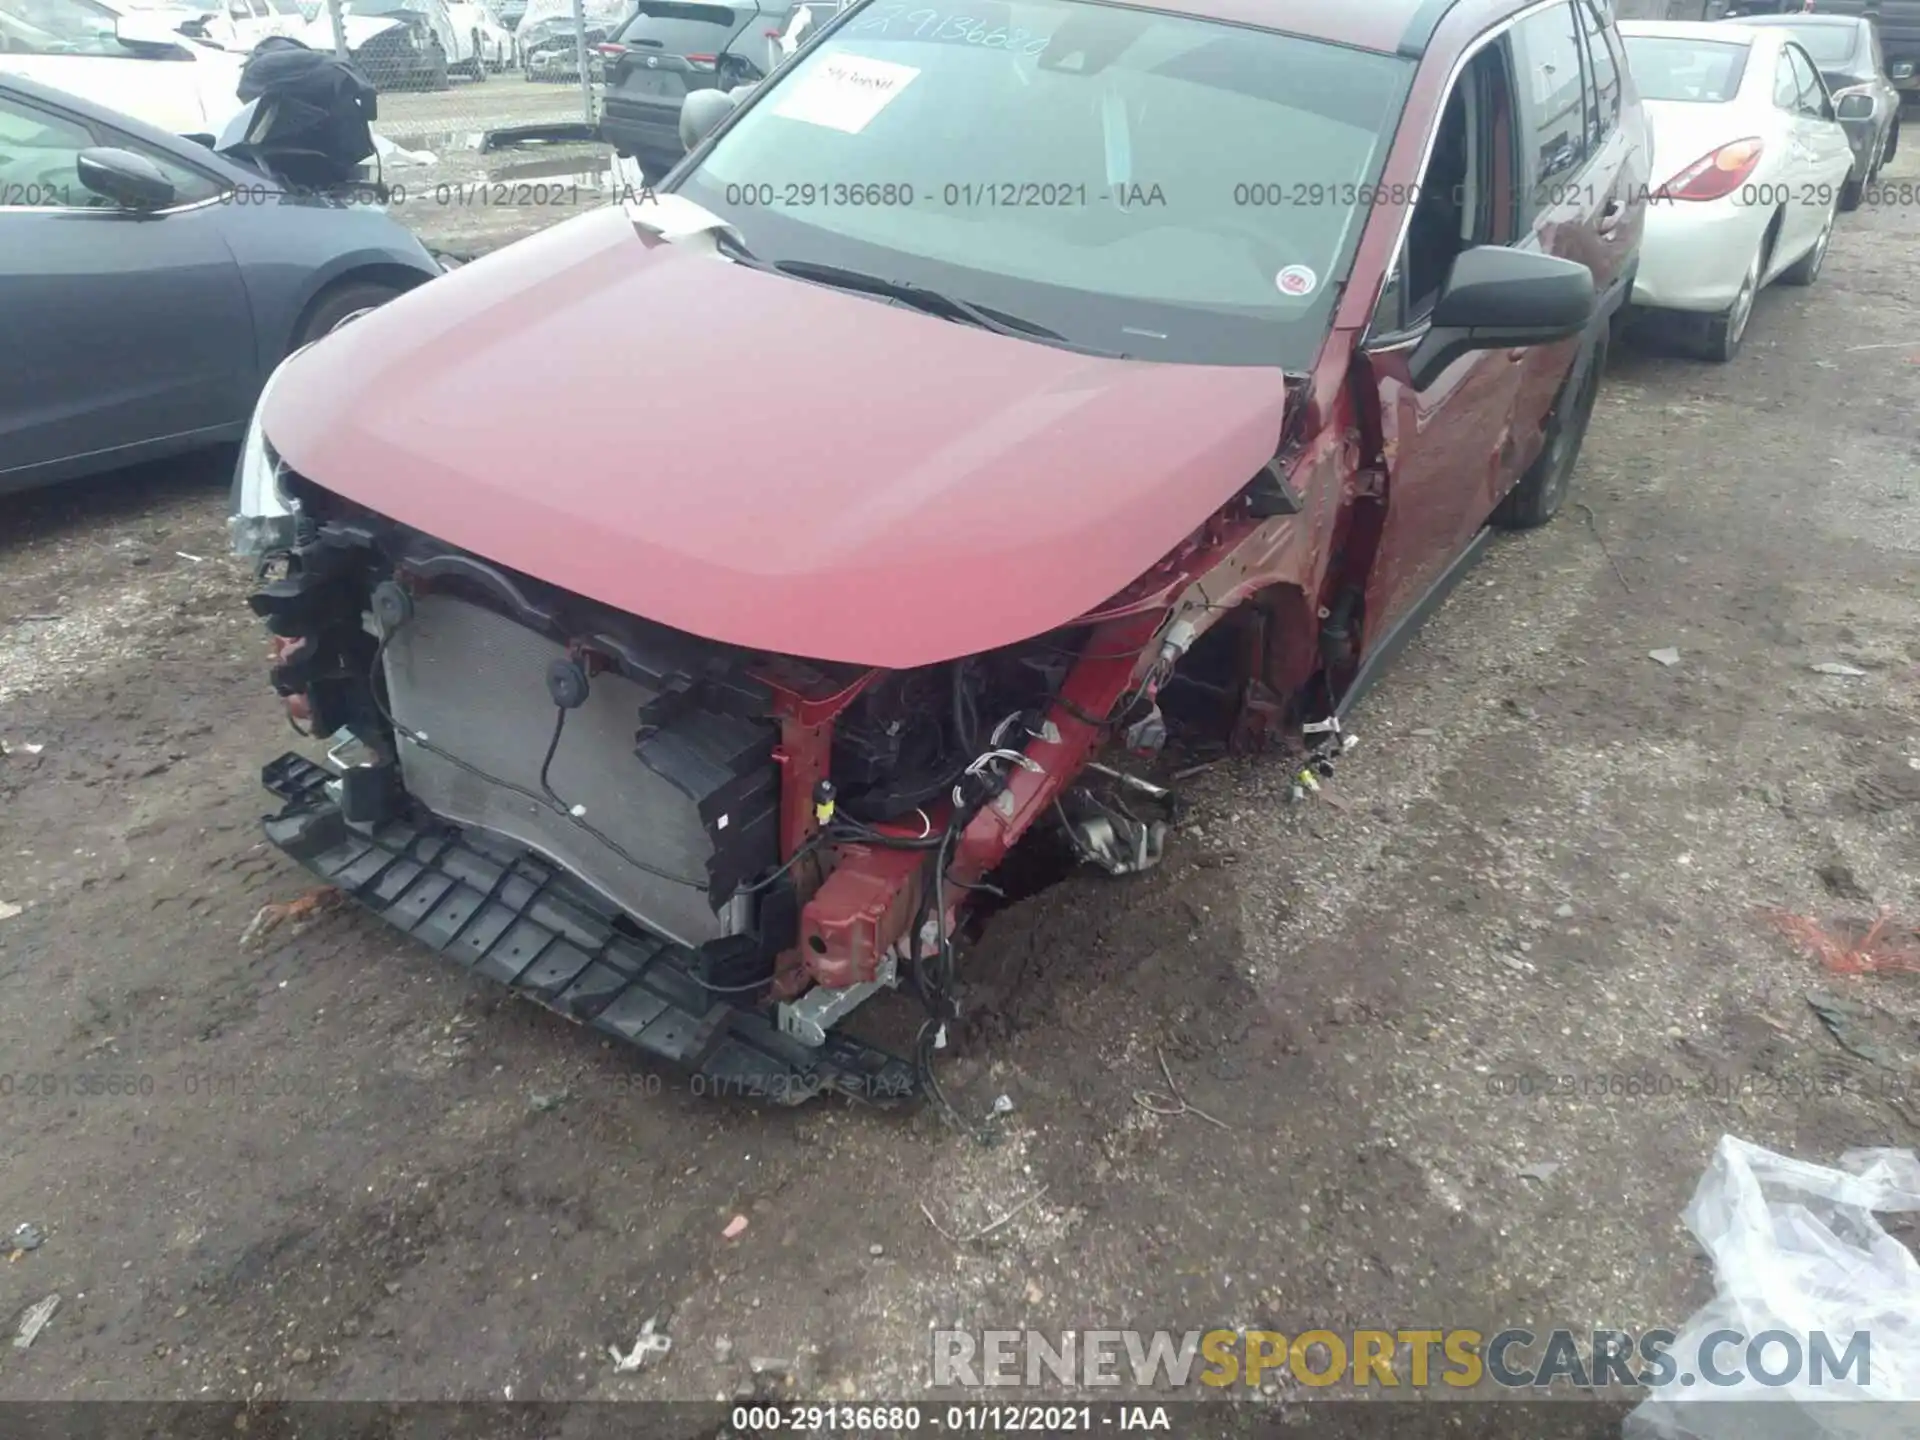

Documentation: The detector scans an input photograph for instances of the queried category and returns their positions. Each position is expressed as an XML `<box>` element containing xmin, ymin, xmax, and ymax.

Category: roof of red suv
<box><xmin>1099</xmin><ymin>0</ymin><xmax>1466</xmax><ymax>57</ymax></box>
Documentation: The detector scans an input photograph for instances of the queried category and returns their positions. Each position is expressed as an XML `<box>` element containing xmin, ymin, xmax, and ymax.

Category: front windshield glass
<box><xmin>1767</xmin><ymin>23</ymin><xmax>1857</xmax><ymax>66</ymax></box>
<box><xmin>672</xmin><ymin>0</ymin><xmax>1413</xmax><ymax>366</ymax></box>
<box><xmin>0</xmin><ymin>0</ymin><xmax>164</xmax><ymax>55</ymax></box>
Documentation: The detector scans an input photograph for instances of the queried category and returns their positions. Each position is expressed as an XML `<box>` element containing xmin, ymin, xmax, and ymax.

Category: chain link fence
<box><xmin>312</xmin><ymin>0</ymin><xmax>636</xmax><ymax>253</ymax></box>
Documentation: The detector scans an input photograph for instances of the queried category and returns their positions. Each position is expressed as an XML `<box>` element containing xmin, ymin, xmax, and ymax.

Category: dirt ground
<box><xmin>2</xmin><ymin>150</ymin><xmax>1918</xmax><ymax>1426</ymax></box>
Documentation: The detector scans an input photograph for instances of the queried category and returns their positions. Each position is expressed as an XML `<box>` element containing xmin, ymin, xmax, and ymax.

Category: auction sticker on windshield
<box><xmin>1276</xmin><ymin>264</ymin><xmax>1318</xmax><ymax>298</ymax></box>
<box><xmin>770</xmin><ymin>52</ymin><xmax>921</xmax><ymax>134</ymax></box>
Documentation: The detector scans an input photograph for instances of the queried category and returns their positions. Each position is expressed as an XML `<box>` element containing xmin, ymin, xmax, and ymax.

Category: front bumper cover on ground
<box><xmin>260</xmin><ymin>753</ymin><xmax>917</xmax><ymax>1106</ymax></box>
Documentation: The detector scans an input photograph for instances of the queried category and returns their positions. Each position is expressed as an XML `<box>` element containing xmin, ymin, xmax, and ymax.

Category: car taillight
<box><xmin>686</xmin><ymin>52</ymin><xmax>717</xmax><ymax>68</ymax></box>
<box><xmin>593</xmin><ymin>41</ymin><xmax>626</xmax><ymax>55</ymax></box>
<box><xmin>1656</xmin><ymin>137</ymin><xmax>1764</xmax><ymax>201</ymax></box>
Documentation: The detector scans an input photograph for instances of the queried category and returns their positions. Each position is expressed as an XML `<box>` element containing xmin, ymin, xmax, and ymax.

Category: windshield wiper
<box><xmin>710</xmin><ymin>233</ymin><xmax>1125</xmax><ymax>356</ymax></box>
<box><xmin>770</xmin><ymin>259</ymin><xmax>1072</xmax><ymax>344</ymax></box>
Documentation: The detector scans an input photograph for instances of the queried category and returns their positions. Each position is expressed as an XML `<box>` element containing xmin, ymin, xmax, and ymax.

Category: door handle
<box><xmin>1598</xmin><ymin>196</ymin><xmax>1626</xmax><ymax>234</ymax></box>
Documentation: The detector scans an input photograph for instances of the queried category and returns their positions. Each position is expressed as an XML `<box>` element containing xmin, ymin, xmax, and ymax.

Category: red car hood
<box><xmin>265</xmin><ymin>206</ymin><xmax>1292</xmax><ymax>667</ymax></box>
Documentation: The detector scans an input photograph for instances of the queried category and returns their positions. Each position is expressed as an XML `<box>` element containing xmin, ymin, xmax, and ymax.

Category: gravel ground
<box><xmin>1</xmin><ymin>151</ymin><xmax>1917</xmax><ymax>1426</ymax></box>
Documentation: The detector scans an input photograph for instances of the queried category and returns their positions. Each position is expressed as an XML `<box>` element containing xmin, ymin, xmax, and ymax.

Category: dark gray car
<box><xmin>1731</xmin><ymin>14</ymin><xmax>1901</xmax><ymax>206</ymax></box>
<box><xmin>598</xmin><ymin>1</ymin><xmax>848</xmax><ymax>178</ymax></box>
<box><xmin>0</xmin><ymin>73</ymin><xmax>441</xmax><ymax>495</ymax></box>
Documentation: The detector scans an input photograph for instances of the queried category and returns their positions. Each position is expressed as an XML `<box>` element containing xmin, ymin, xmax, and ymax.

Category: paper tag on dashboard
<box><xmin>771</xmin><ymin>52</ymin><xmax>919</xmax><ymax>133</ymax></box>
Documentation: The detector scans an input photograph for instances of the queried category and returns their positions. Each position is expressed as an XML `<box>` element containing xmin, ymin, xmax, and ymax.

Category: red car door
<box><xmin>1504</xmin><ymin>0</ymin><xmax>1638</xmax><ymax>460</ymax></box>
<box><xmin>1356</xmin><ymin>40</ymin><xmax>1529</xmax><ymax>641</ymax></box>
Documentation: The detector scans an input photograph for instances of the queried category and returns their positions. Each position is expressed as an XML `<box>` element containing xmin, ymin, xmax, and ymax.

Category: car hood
<box><xmin>263</xmin><ymin>207</ymin><xmax>1293</xmax><ymax>668</ymax></box>
<box><xmin>0</xmin><ymin>49</ymin><xmax>244</xmax><ymax>133</ymax></box>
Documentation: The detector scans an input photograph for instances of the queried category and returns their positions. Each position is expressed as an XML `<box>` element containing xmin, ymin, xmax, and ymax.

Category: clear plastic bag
<box><xmin>1625</xmin><ymin>1135</ymin><xmax>1920</xmax><ymax>1440</ymax></box>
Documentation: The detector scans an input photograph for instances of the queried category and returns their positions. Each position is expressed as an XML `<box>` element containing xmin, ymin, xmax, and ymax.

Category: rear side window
<box><xmin>1510</xmin><ymin>0</ymin><xmax>1590</xmax><ymax>189</ymax></box>
<box><xmin>614</xmin><ymin>1</ymin><xmax>746</xmax><ymax>54</ymax></box>
<box><xmin>1620</xmin><ymin>36</ymin><xmax>1751</xmax><ymax>103</ymax></box>
<box><xmin>1575</xmin><ymin>0</ymin><xmax>1620</xmax><ymax>144</ymax></box>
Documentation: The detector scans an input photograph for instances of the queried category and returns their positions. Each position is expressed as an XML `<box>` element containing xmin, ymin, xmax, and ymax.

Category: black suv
<box><xmin>598</xmin><ymin>1</ymin><xmax>836</xmax><ymax>176</ymax></box>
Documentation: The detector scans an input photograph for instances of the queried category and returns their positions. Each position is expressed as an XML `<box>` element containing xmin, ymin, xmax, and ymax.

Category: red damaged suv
<box><xmin>233</xmin><ymin>0</ymin><xmax>1648</xmax><ymax>1103</ymax></box>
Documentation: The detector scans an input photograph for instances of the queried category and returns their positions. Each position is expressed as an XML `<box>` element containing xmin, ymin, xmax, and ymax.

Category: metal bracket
<box><xmin>324</xmin><ymin>728</ymin><xmax>378</xmax><ymax>773</ymax></box>
<box><xmin>778</xmin><ymin>955</ymin><xmax>899</xmax><ymax>1048</ymax></box>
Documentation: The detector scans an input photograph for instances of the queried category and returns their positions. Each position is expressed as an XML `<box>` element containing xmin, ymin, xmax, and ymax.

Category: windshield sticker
<box><xmin>846</xmin><ymin>6</ymin><xmax>1052</xmax><ymax>56</ymax></box>
<box><xmin>771</xmin><ymin>52</ymin><xmax>922</xmax><ymax>133</ymax></box>
<box><xmin>1275</xmin><ymin>265</ymin><xmax>1318</xmax><ymax>298</ymax></box>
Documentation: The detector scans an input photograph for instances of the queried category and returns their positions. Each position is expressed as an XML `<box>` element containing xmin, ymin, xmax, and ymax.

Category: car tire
<box><xmin>469</xmin><ymin>31</ymin><xmax>487</xmax><ymax>79</ymax></box>
<box><xmin>1491</xmin><ymin>325</ymin><xmax>1607</xmax><ymax>532</ymax></box>
<box><xmin>1698</xmin><ymin>237</ymin><xmax>1766</xmax><ymax>363</ymax></box>
<box><xmin>1887</xmin><ymin>119</ymin><xmax>1900</xmax><ymax>163</ymax></box>
<box><xmin>1779</xmin><ymin>198</ymin><xmax>1835</xmax><ymax>286</ymax></box>
<box><xmin>296</xmin><ymin>280</ymin><xmax>406</xmax><ymax>348</ymax></box>
<box><xmin>427</xmin><ymin>41</ymin><xmax>450</xmax><ymax>90</ymax></box>
<box><xmin>1839</xmin><ymin>170</ymin><xmax>1864</xmax><ymax>211</ymax></box>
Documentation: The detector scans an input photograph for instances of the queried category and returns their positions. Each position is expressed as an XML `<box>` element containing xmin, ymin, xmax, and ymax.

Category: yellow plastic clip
<box><xmin>1296</xmin><ymin>769</ymin><xmax>1321</xmax><ymax>794</ymax></box>
<box><xmin>815</xmin><ymin>797</ymin><xmax>836</xmax><ymax>824</ymax></box>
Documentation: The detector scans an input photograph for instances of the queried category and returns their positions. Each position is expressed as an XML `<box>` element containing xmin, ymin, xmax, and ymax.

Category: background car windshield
<box><xmin>0</xmin><ymin>0</ymin><xmax>161</xmax><ymax>55</ymax></box>
<box><xmin>673</xmin><ymin>0</ymin><xmax>1411</xmax><ymax>366</ymax></box>
<box><xmin>1768</xmin><ymin>23</ymin><xmax>1856</xmax><ymax>66</ymax></box>
<box><xmin>1620</xmin><ymin>36</ymin><xmax>1751</xmax><ymax>102</ymax></box>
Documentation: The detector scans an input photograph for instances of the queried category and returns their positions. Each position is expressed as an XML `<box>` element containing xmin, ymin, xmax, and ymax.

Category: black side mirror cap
<box><xmin>1406</xmin><ymin>246</ymin><xmax>1596</xmax><ymax>391</ymax></box>
<box><xmin>76</xmin><ymin>147</ymin><xmax>177</xmax><ymax>211</ymax></box>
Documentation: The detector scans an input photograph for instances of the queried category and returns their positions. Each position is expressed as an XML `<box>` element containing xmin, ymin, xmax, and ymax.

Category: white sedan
<box><xmin>0</xmin><ymin>0</ymin><xmax>245</xmax><ymax>135</ymax></box>
<box><xmin>1619</xmin><ymin>20</ymin><xmax>1856</xmax><ymax>362</ymax></box>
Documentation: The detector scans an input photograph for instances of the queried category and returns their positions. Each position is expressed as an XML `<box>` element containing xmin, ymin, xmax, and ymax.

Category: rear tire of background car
<box><xmin>1698</xmin><ymin>239</ymin><xmax>1765</xmax><ymax>363</ymax></box>
<box><xmin>469</xmin><ymin>32</ymin><xmax>487</xmax><ymax>80</ymax></box>
<box><xmin>427</xmin><ymin>41</ymin><xmax>450</xmax><ymax>90</ymax></box>
<box><xmin>1779</xmin><ymin>199</ymin><xmax>1835</xmax><ymax>286</ymax></box>
<box><xmin>1491</xmin><ymin>325</ymin><xmax>1608</xmax><ymax>532</ymax></box>
<box><xmin>296</xmin><ymin>281</ymin><xmax>405</xmax><ymax>348</ymax></box>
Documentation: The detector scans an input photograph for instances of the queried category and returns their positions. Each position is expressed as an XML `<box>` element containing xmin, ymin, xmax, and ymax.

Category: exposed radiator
<box><xmin>382</xmin><ymin>592</ymin><xmax>753</xmax><ymax>948</ymax></box>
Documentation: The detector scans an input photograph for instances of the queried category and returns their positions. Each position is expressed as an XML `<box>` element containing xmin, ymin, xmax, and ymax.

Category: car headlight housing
<box><xmin>230</xmin><ymin>351</ymin><xmax>305</xmax><ymax>558</ymax></box>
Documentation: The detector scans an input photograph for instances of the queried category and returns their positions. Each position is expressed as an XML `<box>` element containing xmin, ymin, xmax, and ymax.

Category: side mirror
<box><xmin>679</xmin><ymin>87</ymin><xmax>740</xmax><ymax>151</ymax></box>
<box><xmin>1835</xmin><ymin>92</ymin><xmax>1875</xmax><ymax>120</ymax></box>
<box><xmin>1406</xmin><ymin>246</ymin><xmax>1595</xmax><ymax>392</ymax></box>
<box><xmin>77</xmin><ymin>147</ymin><xmax>178</xmax><ymax>211</ymax></box>
<box><xmin>1892</xmin><ymin>61</ymin><xmax>1915</xmax><ymax>81</ymax></box>
<box><xmin>114</xmin><ymin>11</ymin><xmax>189</xmax><ymax>46</ymax></box>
